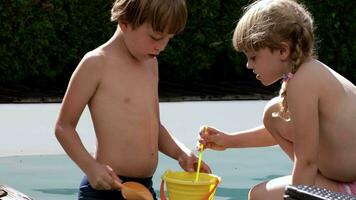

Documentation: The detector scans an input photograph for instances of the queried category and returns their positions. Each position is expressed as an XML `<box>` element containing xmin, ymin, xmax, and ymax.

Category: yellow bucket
<box><xmin>160</xmin><ymin>170</ymin><xmax>221</xmax><ymax>200</ymax></box>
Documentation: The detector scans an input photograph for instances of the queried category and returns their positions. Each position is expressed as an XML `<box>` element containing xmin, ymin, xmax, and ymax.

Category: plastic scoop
<box><xmin>195</xmin><ymin>126</ymin><xmax>207</xmax><ymax>182</ymax></box>
<box><xmin>116</xmin><ymin>181</ymin><xmax>154</xmax><ymax>200</ymax></box>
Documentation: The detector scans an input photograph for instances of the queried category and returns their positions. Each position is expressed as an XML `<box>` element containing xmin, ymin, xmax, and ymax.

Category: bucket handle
<box><xmin>160</xmin><ymin>178</ymin><xmax>220</xmax><ymax>200</ymax></box>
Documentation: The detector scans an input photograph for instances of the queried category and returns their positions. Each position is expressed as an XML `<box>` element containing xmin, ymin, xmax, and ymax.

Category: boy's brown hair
<box><xmin>111</xmin><ymin>0</ymin><xmax>187</xmax><ymax>34</ymax></box>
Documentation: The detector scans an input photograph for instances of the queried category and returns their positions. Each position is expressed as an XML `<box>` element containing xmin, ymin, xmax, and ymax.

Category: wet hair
<box><xmin>232</xmin><ymin>0</ymin><xmax>316</xmax><ymax>120</ymax></box>
<box><xmin>110</xmin><ymin>0</ymin><xmax>187</xmax><ymax>34</ymax></box>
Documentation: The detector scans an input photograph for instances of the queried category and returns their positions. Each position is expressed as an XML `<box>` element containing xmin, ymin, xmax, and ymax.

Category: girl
<box><xmin>199</xmin><ymin>0</ymin><xmax>356</xmax><ymax>199</ymax></box>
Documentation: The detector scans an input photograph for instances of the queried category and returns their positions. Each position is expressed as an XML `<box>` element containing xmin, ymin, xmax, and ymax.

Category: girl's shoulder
<box><xmin>299</xmin><ymin>58</ymin><xmax>325</xmax><ymax>72</ymax></box>
<box><xmin>287</xmin><ymin>59</ymin><xmax>328</xmax><ymax>94</ymax></box>
<box><xmin>292</xmin><ymin>59</ymin><xmax>328</xmax><ymax>82</ymax></box>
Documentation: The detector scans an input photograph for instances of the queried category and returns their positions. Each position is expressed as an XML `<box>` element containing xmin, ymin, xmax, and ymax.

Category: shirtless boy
<box><xmin>55</xmin><ymin>0</ymin><xmax>210</xmax><ymax>199</ymax></box>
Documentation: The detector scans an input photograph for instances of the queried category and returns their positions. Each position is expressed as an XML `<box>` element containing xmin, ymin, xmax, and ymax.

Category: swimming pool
<box><xmin>0</xmin><ymin>101</ymin><xmax>292</xmax><ymax>199</ymax></box>
<box><xmin>0</xmin><ymin>147</ymin><xmax>291</xmax><ymax>200</ymax></box>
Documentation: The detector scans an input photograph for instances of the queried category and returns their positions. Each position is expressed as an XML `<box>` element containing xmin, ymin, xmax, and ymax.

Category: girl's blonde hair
<box><xmin>111</xmin><ymin>0</ymin><xmax>187</xmax><ymax>34</ymax></box>
<box><xmin>233</xmin><ymin>0</ymin><xmax>316</xmax><ymax>120</ymax></box>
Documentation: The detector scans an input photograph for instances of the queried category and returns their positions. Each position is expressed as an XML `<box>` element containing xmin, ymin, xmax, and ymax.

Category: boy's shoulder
<box><xmin>83</xmin><ymin>48</ymin><xmax>106</xmax><ymax>63</ymax></box>
<box><xmin>78</xmin><ymin>48</ymin><xmax>107</xmax><ymax>68</ymax></box>
<box><xmin>71</xmin><ymin>48</ymin><xmax>108</xmax><ymax>79</ymax></box>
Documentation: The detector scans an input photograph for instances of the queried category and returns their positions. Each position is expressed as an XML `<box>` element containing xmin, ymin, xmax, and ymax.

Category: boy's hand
<box><xmin>198</xmin><ymin>125</ymin><xmax>228</xmax><ymax>151</ymax></box>
<box><xmin>177</xmin><ymin>150</ymin><xmax>212</xmax><ymax>173</ymax></box>
<box><xmin>87</xmin><ymin>163</ymin><xmax>121</xmax><ymax>190</ymax></box>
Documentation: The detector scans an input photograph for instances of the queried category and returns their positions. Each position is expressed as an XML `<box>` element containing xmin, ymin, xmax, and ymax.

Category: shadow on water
<box><xmin>156</xmin><ymin>187</ymin><xmax>250</xmax><ymax>200</ymax></box>
<box><xmin>34</xmin><ymin>188</ymin><xmax>78</xmax><ymax>195</ymax></box>
<box><xmin>252</xmin><ymin>174</ymin><xmax>285</xmax><ymax>181</ymax></box>
<box><xmin>215</xmin><ymin>187</ymin><xmax>250</xmax><ymax>200</ymax></box>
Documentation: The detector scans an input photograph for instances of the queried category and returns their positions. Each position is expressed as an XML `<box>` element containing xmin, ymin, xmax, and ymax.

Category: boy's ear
<box><xmin>279</xmin><ymin>42</ymin><xmax>291</xmax><ymax>61</ymax></box>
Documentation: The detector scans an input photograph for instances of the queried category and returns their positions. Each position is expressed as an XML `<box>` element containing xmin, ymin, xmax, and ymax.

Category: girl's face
<box><xmin>245</xmin><ymin>47</ymin><xmax>289</xmax><ymax>86</ymax></box>
<box><xmin>121</xmin><ymin>22</ymin><xmax>174</xmax><ymax>62</ymax></box>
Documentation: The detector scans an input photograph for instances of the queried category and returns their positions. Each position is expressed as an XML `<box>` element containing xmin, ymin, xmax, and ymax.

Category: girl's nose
<box><xmin>246</xmin><ymin>62</ymin><xmax>253</xmax><ymax>69</ymax></box>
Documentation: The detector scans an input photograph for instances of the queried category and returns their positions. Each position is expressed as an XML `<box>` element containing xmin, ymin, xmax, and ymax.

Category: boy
<box><xmin>55</xmin><ymin>0</ymin><xmax>211</xmax><ymax>199</ymax></box>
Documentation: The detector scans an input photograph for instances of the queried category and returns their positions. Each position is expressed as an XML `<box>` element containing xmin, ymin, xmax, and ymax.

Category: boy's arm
<box><xmin>55</xmin><ymin>54</ymin><xmax>119</xmax><ymax>189</ymax></box>
<box><xmin>158</xmin><ymin>124</ymin><xmax>211</xmax><ymax>173</ymax></box>
<box><xmin>158</xmin><ymin>124</ymin><xmax>192</xmax><ymax>167</ymax></box>
<box><xmin>153</xmin><ymin>59</ymin><xmax>210</xmax><ymax>172</ymax></box>
<box><xmin>288</xmin><ymin>74</ymin><xmax>319</xmax><ymax>186</ymax></box>
<box><xmin>55</xmin><ymin>54</ymin><xmax>99</xmax><ymax>172</ymax></box>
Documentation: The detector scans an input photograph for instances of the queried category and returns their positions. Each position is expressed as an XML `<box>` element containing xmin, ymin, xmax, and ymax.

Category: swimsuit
<box><xmin>339</xmin><ymin>181</ymin><xmax>356</xmax><ymax>195</ymax></box>
<box><xmin>78</xmin><ymin>175</ymin><xmax>157</xmax><ymax>200</ymax></box>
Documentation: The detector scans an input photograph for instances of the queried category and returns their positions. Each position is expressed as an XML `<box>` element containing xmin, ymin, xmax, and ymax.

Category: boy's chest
<box><xmin>96</xmin><ymin>66</ymin><xmax>158</xmax><ymax>105</ymax></box>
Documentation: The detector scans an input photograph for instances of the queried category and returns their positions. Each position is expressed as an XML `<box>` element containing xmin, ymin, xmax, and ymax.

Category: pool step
<box><xmin>0</xmin><ymin>185</ymin><xmax>33</xmax><ymax>200</ymax></box>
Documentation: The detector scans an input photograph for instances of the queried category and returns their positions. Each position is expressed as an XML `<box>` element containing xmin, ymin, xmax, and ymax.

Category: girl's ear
<box><xmin>279</xmin><ymin>42</ymin><xmax>291</xmax><ymax>61</ymax></box>
<box><xmin>118</xmin><ymin>19</ymin><xmax>129</xmax><ymax>32</ymax></box>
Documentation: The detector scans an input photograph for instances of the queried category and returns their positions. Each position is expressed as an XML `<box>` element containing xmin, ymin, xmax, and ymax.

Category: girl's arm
<box><xmin>200</xmin><ymin>125</ymin><xmax>276</xmax><ymax>150</ymax></box>
<box><xmin>288</xmin><ymin>71</ymin><xmax>320</xmax><ymax>186</ymax></box>
<box><xmin>228</xmin><ymin>125</ymin><xmax>277</xmax><ymax>148</ymax></box>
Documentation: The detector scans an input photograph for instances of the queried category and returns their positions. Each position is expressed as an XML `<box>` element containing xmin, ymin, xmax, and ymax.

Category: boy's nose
<box><xmin>155</xmin><ymin>45</ymin><xmax>165</xmax><ymax>53</ymax></box>
<box><xmin>155</xmin><ymin>38</ymin><xmax>170</xmax><ymax>52</ymax></box>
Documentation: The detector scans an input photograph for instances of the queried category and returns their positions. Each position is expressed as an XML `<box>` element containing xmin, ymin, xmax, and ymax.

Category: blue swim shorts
<box><xmin>78</xmin><ymin>175</ymin><xmax>157</xmax><ymax>200</ymax></box>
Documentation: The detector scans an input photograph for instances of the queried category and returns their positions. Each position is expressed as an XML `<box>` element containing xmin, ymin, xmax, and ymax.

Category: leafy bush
<box><xmin>0</xmin><ymin>0</ymin><xmax>354</xmax><ymax>90</ymax></box>
<box><xmin>0</xmin><ymin>0</ymin><xmax>113</xmax><ymax>88</ymax></box>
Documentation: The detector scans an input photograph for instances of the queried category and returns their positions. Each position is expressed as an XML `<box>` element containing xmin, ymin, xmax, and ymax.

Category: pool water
<box><xmin>0</xmin><ymin>147</ymin><xmax>292</xmax><ymax>200</ymax></box>
<box><xmin>0</xmin><ymin>101</ymin><xmax>293</xmax><ymax>199</ymax></box>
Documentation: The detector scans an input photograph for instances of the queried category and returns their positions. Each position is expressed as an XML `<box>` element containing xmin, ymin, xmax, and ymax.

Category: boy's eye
<box><xmin>151</xmin><ymin>35</ymin><xmax>162</xmax><ymax>41</ymax></box>
<box><xmin>249</xmin><ymin>56</ymin><xmax>256</xmax><ymax>61</ymax></box>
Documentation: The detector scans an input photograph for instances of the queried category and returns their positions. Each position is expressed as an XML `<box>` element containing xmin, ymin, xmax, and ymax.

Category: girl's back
<box><xmin>295</xmin><ymin>59</ymin><xmax>356</xmax><ymax>182</ymax></box>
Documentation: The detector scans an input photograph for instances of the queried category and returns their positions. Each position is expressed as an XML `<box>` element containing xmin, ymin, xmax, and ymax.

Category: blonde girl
<box><xmin>199</xmin><ymin>0</ymin><xmax>356</xmax><ymax>199</ymax></box>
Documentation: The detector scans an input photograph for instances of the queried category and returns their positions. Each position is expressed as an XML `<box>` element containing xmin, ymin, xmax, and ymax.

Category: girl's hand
<box><xmin>87</xmin><ymin>163</ymin><xmax>121</xmax><ymax>190</ymax></box>
<box><xmin>198</xmin><ymin>125</ymin><xmax>228</xmax><ymax>151</ymax></box>
<box><xmin>177</xmin><ymin>150</ymin><xmax>211</xmax><ymax>174</ymax></box>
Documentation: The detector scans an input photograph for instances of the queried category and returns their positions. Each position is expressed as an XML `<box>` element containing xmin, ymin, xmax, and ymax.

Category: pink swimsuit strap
<box><xmin>282</xmin><ymin>72</ymin><xmax>294</xmax><ymax>82</ymax></box>
<box><xmin>339</xmin><ymin>181</ymin><xmax>356</xmax><ymax>195</ymax></box>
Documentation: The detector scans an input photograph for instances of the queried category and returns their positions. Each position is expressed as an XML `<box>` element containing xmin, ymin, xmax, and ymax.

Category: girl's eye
<box><xmin>249</xmin><ymin>56</ymin><xmax>256</xmax><ymax>61</ymax></box>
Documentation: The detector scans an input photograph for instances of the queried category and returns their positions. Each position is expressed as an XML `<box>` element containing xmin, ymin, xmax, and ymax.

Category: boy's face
<box><xmin>121</xmin><ymin>22</ymin><xmax>174</xmax><ymax>62</ymax></box>
<box><xmin>244</xmin><ymin>47</ymin><xmax>288</xmax><ymax>86</ymax></box>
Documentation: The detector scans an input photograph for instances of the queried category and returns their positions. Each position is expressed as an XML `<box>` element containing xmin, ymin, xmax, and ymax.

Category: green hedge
<box><xmin>0</xmin><ymin>0</ymin><xmax>114</xmax><ymax>87</ymax></box>
<box><xmin>304</xmin><ymin>0</ymin><xmax>356</xmax><ymax>81</ymax></box>
<box><xmin>0</xmin><ymin>0</ymin><xmax>354</xmax><ymax>89</ymax></box>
